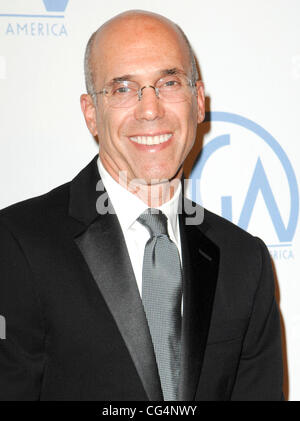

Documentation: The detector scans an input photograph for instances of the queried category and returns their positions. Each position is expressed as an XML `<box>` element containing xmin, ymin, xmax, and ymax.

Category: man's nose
<box><xmin>134</xmin><ymin>86</ymin><xmax>164</xmax><ymax>121</ymax></box>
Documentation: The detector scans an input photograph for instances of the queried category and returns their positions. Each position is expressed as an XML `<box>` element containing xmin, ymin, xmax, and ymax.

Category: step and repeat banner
<box><xmin>0</xmin><ymin>0</ymin><xmax>299</xmax><ymax>400</ymax></box>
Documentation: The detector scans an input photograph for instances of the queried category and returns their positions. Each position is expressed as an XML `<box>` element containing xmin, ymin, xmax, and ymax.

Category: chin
<box><xmin>139</xmin><ymin>171</ymin><xmax>173</xmax><ymax>185</ymax></box>
<box><xmin>138</xmin><ymin>164</ymin><xmax>180</xmax><ymax>183</ymax></box>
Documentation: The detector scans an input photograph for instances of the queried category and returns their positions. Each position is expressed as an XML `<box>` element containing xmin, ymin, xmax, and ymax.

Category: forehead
<box><xmin>92</xmin><ymin>17</ymin><xmax>190</xmax><ymax>85</ymax></box>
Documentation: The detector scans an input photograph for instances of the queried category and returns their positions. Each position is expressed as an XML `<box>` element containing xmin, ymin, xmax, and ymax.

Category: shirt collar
<box><xmin>97</xmin><ymin>157</ymin><xmax>181</xmax><ymax>240</ymax></box>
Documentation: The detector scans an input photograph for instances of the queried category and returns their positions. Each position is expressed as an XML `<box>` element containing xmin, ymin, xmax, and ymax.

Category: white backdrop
<box><xmin>1</xmin><ymin>0</ymin><xmax>299</xmax><ymax>400</ymax></box>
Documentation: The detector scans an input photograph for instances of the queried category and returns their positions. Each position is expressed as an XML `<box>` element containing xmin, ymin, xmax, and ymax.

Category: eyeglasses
<box><xmin>91</xmin><ymin>74</ymin><xmax>197</xmax><ymax>108</ymax></box>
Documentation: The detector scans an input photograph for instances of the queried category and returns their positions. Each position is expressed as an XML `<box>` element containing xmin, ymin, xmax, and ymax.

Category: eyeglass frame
<box><xmin>90</xmin><ymin>73</ymin><xmax>198</xmax><ymax>106</ymax></box>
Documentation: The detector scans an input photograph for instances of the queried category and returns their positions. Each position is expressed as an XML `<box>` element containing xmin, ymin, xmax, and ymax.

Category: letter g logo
<box><xmin>190</xmin><ymin>112</ymin><xmax>299</xmax><ymax>244</ymax></box>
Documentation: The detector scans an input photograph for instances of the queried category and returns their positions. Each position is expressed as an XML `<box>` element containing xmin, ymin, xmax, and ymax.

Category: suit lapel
<box><xmin>68</xmin><ymin>156</ymin><xmax>220</xmax><ymax>401</ymax></box>
<box><xmin>178</xmin><ymin>199</ymin><xmax>220</xmax><ymax>401</ymax></box>
<box><xmin>69</xmin><ymin>155</ymin><xmax>163</xmax><ymax>401</ymax></box>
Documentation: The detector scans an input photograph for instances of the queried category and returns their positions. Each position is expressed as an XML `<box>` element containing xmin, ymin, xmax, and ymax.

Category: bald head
<box><xmin>84</xmin><ymin>10</ymin><xmax>198</xmax><ymax>97</ymax></box>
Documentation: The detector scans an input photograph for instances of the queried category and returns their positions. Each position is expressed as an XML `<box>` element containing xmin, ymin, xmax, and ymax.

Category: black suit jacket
<box><xmin>0</xmin><ymin>155</ymin><xmax>284</xmax><ymax>400</ymax></box>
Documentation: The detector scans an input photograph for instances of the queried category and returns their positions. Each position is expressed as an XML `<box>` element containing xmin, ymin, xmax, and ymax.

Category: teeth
<box><xmin>130</xmin><ymin>133</ymin><xmax>172</xmax><ymax>145</ymax></box>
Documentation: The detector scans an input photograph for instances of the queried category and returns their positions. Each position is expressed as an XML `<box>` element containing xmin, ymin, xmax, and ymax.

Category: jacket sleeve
<box><xmin>230</xmin><ymin>237</ymin><xmax>284</xmax><ymax>401</ymax></box>
<box><xmin>0</xmin><ymin>219</ymin><xmax>46</xmax><ymax>400</ymax></box>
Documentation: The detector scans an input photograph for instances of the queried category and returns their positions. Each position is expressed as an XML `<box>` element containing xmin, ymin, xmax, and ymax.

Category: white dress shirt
<box><xmin>97</xmin><ymin>157</ymin><xmax>182</xmax><ymax>298</ymax></box>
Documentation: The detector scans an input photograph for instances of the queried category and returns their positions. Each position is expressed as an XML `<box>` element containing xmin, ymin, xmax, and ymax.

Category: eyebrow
<box><xmin>161</xmin><ymin>68</ymin><xmax>185</xmax><ymax>76</ymax></box>
<box><xmin>110</xmin><ymin>75</ymin><xmax>133</xmax><ymax>84</ymax></box>
<box><xmin>107</xmin><ymin>68</ymin><xmax>186</xmax><ymax>85</ymax></box>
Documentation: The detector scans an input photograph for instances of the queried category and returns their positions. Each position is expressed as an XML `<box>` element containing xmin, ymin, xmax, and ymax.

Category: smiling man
<box><xmin>0</xmin><ymin>10</ymin><xmax>284</xmax><ymax>401</ymax></box>
<box><xmin>80</xmin><ymin>12</ymin><xmax>204</xmax><ymax>195</ymax></box>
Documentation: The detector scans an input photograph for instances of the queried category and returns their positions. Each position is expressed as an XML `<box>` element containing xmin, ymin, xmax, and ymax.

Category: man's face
<box><xmin>81</xmin><ymin>17</ymin><xmax>205</xmax><ymax>185</ymax></box>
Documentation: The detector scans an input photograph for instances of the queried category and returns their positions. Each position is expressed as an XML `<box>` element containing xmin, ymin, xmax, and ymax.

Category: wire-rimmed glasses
<box><xmin>91</xmin><ymin>73</ymin><xmax>197</xmax><ymax>108</ymax></box>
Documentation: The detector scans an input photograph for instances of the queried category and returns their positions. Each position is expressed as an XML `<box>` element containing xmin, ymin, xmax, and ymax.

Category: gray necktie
<box><xmin>138</xmin><ymin>208</ymin><xmax>182</xmax><ymax>401</ymax></box>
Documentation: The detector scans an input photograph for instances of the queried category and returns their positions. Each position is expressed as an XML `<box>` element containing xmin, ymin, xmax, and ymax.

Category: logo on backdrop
<box><xmin>0</xmin><ymin>0</ymin><xmax>69</xmax><ymax>37</ymax></box>
<box><xmin>43</xmin><ymin>0</ymin><xmax>69</xmax><ymax>12</ymax></box>
<box><xmin>191</xmin><ymin>112</ymin><xmax>299</xmax><ymax>260</ymax></box>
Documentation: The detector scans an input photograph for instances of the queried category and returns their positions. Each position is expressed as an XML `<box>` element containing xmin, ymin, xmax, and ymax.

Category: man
<box><xmin>0</xmin><ymin>10</ymin><xmax>284</xmax><ymax>400</ymax></box>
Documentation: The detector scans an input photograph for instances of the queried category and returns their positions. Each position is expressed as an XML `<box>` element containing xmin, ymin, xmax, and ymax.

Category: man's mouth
<box><xmin>129</xmin><ymin>133</ymin><xmax>172</xmax><ymax>146</ymax></box>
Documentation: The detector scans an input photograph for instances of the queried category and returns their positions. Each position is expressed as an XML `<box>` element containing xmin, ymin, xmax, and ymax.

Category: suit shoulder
<box><xmin>204</xmin><ymin>206</ymin><xmax>253</xmax><ymax>238</ymax></box>
<box><xmin>200</xmin><ymin>207</ymin><xmax>273</xmax><ymax>292</ymax></box>
<box><xmin>200</xmin><ymin>205</ymin><xmax>266</xmax><ymax>253</ymax></box>
<box><xmin>0</xmin><ymin>182</ymin><xmax>70</xmax><ymax>233</ymax></box>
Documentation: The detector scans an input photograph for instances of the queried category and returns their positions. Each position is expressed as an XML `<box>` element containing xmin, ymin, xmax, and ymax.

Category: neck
<box><xmin>99</xmin><ymin>155</ymin><xmax>182</xmax><ymax>207</ymax></box>
<box><xmin>127</xmin><ymin>176</ymin><xmax>182</xmax><ymax>207</ymax></box>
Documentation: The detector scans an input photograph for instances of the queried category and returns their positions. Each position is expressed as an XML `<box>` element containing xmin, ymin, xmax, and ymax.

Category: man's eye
<box><xmin>111</xmin><ymin>82</ymin><xmax>137</xmax><ymax>95</ymax></box>
<box><xmin>165</xmin><ymin>80</ymin><xmax>177</xmax><ymax>86</ymax></box>
<box><xmin>113</xmin><ymin>86</ymin><xmax>131</xmax><ymax>94</ymax></box>
<box><xmin>162</xmin><ymin>79</ymin><xmax>181</xmax><ymax>89</ymax></box>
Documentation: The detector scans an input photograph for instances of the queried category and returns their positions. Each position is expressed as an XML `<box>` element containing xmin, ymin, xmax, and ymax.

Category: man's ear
<box><xmin>195</xmin><ymin>81</ymin><xmax>205</xmax><ymax>124</ymax></box>
<box><xmin>80</xmin><ymin>94</ymin><xmax>98</xmax><ymax>136</ymax></box>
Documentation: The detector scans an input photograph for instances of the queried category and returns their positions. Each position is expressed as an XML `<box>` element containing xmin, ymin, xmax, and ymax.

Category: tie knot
<box><xmin>137</xmin><ymin>208</ymin><xmax>168</xmax><ymax>237</ymax></box>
